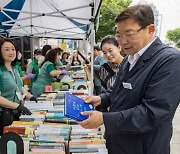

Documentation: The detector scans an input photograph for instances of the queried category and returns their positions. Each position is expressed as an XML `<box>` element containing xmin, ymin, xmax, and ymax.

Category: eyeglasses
<box><xmin>115</xmin><ymin>26</ymin><xmax>146</xmax><ymax>41</ymax></box>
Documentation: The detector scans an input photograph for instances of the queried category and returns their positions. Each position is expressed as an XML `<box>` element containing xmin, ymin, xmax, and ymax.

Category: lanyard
<box><xmin>11</xmin><ymin>70</ymin><xmax>17</xmax><ymax>82</ymax></box>
<box><xmin>11</xmin><ymin>69</ymin><xmax>20</xmax><ymax>90</ymax></box>
<box><xmin>11</xmin><ymin>69</ymin><xmax>23</xmax><ymax>102</ymax></box>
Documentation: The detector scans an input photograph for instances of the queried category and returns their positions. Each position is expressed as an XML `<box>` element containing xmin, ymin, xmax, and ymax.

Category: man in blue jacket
<box><xmin>86</xmin><ymin>45</ymin><xmax>106</xmax><ymax>95</ymax></box>
<box><xmin>79</xmin><ymin>4</ymin><xmax>180</xmax><ymax>154</ymax></box>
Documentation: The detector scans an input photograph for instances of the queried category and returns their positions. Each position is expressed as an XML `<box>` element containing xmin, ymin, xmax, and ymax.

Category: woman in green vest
<box><xmin>31</xmin><ymin>49</ymin><xmax>67</xmax><ymax>97</ymax></box>
<box><xmin>26</xmin><ymin>49</ymin><xmax>41</xmax><ymax>89</ymax></box>
<box><xmin>0</xmin><ymin>38</ymin><xmax>37</xmax><ymax>135</ymax></box>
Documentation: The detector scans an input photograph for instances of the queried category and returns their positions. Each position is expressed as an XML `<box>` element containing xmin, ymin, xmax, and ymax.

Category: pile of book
<box><xmin>1</xmin><ymin>90</ymin><xmax>108</xmax><ymax>153</ymax></box>
<box><xmin>19</xmin><ymin>111</ymin><xmax>46</xmax><ymax>123</ymax></box>
<box><xmin>69</xmin><ymin>125</ymin><xmax>108</xmax><ymax>154</ymax></box>
<box><xmin>44</xmin><ymin>111</ymin><xmax>70</xmax><ymax>124</ymax></box>
<box><xmin>72</xmin><ymin>69</ymin><xmax>87</xmax><ymax>79</ymax></box>
<box><xmin>44</xmin><ymin>94</ymin><xmax>72</xmax><ymax>124</ymax></box>
<box><xmin>24</xmin><ymin>100</ymin><xmax>54</xmax><ymax>112</ymax></box>
<box><xmin>29</xmin><ymin>124</ymin><xmax>71</xmax><ymax>153</ymax></box>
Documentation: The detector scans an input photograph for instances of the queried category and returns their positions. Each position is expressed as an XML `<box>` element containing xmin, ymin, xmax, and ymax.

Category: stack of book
<box><xmin>2</xmin><ymin>88</ymin><xmax>107</xmax><ymax>153</ymax></box>
<box><xmin>24</xmin><ymin>100</ymin><xmax>54</xmax><ymax>112</ymax></box>
<box><xmin>69</xmin><ymin>125</ymin><xmax>107</xmax><ymax>153</ymax></box>
<box><xmin>19</xmin><ymin>112</ymin><xmax>46</xmax><ymax>123</ymax></box>
<box><xmin>72</xmin><ymin>69</ymin><xmax>87</xmax><ymax>79</ymax></box>
<box><xmin>34</xmin><ymin>124</ymin><xmax>71</xmax><ymax>141</ymax></box>
<box><xmin>52</xmin><ymin>99</ymin><xmax>64</xmax><ymax>106</ymax></box>
<box><xmin>44</xmin><ymin>95</ymin><xmax>69</xmax><ymax>124</ymax></box>
<box><xmin>28</xmin><ymin>124</ymin><xmax>72</xmax><ymax>153</ymax></box>
<box><xmin>3</xmin><ymin>126</ymin><xmax>34</xmax><ymax>138</ymax></box>
<box><xmin>29</xmin><ymin>141</ymin><xmax>66</xmax><ymax>153</ymax></box>
<box><xmin>44</xmin><ymin>111</ymin><xmax>70</xmax><ymax>124</ymax></box>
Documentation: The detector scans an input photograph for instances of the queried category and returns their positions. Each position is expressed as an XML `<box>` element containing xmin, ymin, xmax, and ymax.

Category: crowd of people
<box><xmin>0</xmin><ymin>4</ymin><xmax>180</xmax><ymax>154</ymax></box>
<box><xmin>0</xmin><ymin>40</ymin><xmax>86</xmax><ymax>134</ymax></box>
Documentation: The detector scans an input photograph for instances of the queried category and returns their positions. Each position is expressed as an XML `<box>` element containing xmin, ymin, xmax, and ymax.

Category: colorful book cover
<box><xmin>12</xmin><ymin>121</ymin><xmax>40</xmax><ymax>126</ymax></box>
<box><xmin>3</xmin><ymin>126</ymin><xmax>25</xmax><ymax>134</ymax></box>
<box><xmin>30</xmin><ymin>148</ymin><xmax>65</xmax><ymax>153</ymax></box>
<box><xmin>46</xmin><ymin>112</ymin><xmax>67</xmax><ymax>119</ymax></box>
<box><xmin>44</xmin><ymin>119</ymin><xmax>70</xmax><ymax>124</ymax></box>
<box><xmin>64</xmin><ymin>92</ymin><xmax>94</xmax><ymax>121</ymax></box>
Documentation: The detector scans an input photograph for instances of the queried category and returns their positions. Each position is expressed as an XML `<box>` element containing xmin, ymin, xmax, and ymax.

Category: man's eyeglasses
<box><xmin>115</xmin><ymin>26</ymin><xmax>146</xmax><ymax>41</ymax></box>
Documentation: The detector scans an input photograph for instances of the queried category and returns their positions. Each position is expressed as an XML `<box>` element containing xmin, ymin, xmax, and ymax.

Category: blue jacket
<box><xmin>100</xmin><ymin>38</ymin><xmax>180</xmax><ymax>154</ymax></box>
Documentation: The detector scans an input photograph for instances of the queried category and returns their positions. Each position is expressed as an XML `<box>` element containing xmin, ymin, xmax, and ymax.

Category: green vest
<box><xmin>16</xmin><ymin>61</ymin><xmax>23</xmax><ymax>77</ymax></box>
<box><xmin>0</xmin><ymin>65</ymin><xmax>23</xmax><ymax>114</ymax></box>
<box><xmin>31</xmin><ymin>61</ymin><xmax>55</xmax><ymax>97</ymax></box>
<box><xmin>30</xmin><ymin>60</ymin><xmax>39</xmax><ymax>87</ymax></box>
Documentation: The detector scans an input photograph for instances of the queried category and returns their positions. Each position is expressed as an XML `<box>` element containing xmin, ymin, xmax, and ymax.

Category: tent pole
<box><xmin>90</xmin><ymin>23</ymin><xmax>95</xmax><ymax>96</ymax></box>
<box><xmin>30</xmin><ymin>0</ymin><xmax>33</xmax><ymax>60</ymax></box>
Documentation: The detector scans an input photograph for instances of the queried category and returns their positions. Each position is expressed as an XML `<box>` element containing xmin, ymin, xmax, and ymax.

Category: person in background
<box><xmin>16</xmin><ymin>50</ymin><xmax>23</xmax><ymax>78</ymax></box>
<box><xmin>42</xmin><ymin>44</ymin><xmax>52</xmax><ymax>57</ymax></box>
<box><xmin>0</xmin><ymin>38</ymin><xmax>37</xmax><ymax>135</ymax></box>
<box><xmin>60</xmin><ymin>52</ymin><xmax>69</xmax><ymax>65</ymax></box>
<box><xmin>26</xmin><ymin>49</ymin><xmax>41</xmax><ymax>89</ymax></box>
<box><xmin>16</xmin><ymin>50</ymin><xmax>36</xmax><ymax>82</ymax></box>
<box><xmin>99</xmin><ymin>35</ymin><xmax>124</xmax><ymax>92</ymax></box>
<box><xmin>79</xmin><ymin>4</ymin><xmax>180</xmax><ymax>154</ymax></box>
<box><xmin>31</xmin><ymin>49</ymin><xmax>68</xmax><ymax>97</ymax></box>
<box><xmin>71</xmin><ymin>51</ymin><xmax>81</xmax><ymax>66</ymax></box>
<box><xmin>86</xmin><ymin>45</ymin><xmax>106</xmax><ymax>95</ymax></box>
<box><xmin>55</xmin><ymin>48</ymin><xmax>64</xmax><ymax>66</ymax></box>
<box><xmin>38</xmin><ymin>44</ymin><xmax>52</xmax><ymax>66</ymax></box>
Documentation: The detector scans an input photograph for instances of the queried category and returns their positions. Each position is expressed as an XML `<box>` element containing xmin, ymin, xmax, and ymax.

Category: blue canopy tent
<box><xmin>0</xmin><ymin>0</ymin><xmax>102</xmax><ymax>94</ymax></box>
<box><xmin>0</xmin><ymin>0</ymin><xmax>102</xmax><ymax>39</ymax></box>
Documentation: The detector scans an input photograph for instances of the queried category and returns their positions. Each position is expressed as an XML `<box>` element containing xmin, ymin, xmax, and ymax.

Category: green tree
<box><xmin>166</xmin><ymin>28</ymin><xmax>180</xmax><ymax>48</ymax></box>
<box><xmin>95</xmin><ymin>0</ymin><xmax>131</xmax><ymax>43</ymax></box>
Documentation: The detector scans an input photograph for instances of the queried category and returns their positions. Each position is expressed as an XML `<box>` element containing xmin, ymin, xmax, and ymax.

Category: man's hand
<box><xmin>78</xmin><ymin>111</ymin><xmax>103</xmax><ymax>129</ymax></box>
<box><xmin>83</xmin><ymin>95</ymin><xmax>101</xmax><ymax>107</ymax></box>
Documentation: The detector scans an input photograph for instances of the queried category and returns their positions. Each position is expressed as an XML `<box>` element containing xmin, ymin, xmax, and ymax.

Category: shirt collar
<box><xmin>0</xmin><ymin>64</ymin><xmax>16</xmax><ymax>71</ymax></box>
<box><xmin>0</xmin><ymin>65</ymin><xmax>8</xmax><ymax>71</ymax></box>
<box><xmin>128</xmin><ymin>37</ymin><xmax>157</xmax><ymax>64</ymax></box>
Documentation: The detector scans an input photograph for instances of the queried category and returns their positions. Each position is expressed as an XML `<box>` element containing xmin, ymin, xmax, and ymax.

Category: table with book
<box><xmin>1</xmin><ymin>67</ymin><xmax>108</xmax><ymax>154</ymax></box>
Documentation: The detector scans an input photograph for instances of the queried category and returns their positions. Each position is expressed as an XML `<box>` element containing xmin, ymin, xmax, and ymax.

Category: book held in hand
<box><xmin>64</xmin><ymin>92</ymin><xmax>94</xmax><ymax>121</ymax></box>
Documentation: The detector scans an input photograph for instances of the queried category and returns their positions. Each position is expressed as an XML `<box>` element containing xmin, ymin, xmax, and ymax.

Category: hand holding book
<box><xmin>64</xmin><ymin>92</ymin><xmax>95</xmax><ymax>121</ymax></box>
<box><xmin>78</xmin><ymin>111</ymin><xmax>104</xmax><ymax>129</ymax></box>
<box><xmin>83</xmin><ymin>95</ymin><xmax>101</xmax><ymax>107</ymax></box>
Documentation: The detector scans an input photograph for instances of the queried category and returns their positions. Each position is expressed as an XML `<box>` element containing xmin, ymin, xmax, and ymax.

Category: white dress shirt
<box><xmin>128</xmin><ymin>37</ymin><xmax>157</xmax><ymax>71</ymax></box>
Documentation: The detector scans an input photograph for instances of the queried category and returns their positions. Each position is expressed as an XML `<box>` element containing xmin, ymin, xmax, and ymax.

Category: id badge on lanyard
<box><xmin>12</xmin><ymin>70</ymin><xmax>24</xmax><ymax>101</ymax></box>
<box><xmin>16</xmin><ymin>91</ymin><xmax>23</xmax><ymax>100</ymax></box>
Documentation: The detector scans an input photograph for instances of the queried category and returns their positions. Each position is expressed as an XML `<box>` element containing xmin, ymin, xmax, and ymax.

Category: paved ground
<box><xmin>171</xmin><ymin>104</ymin><xmax>180</xmax><ymax>154</ymax></box>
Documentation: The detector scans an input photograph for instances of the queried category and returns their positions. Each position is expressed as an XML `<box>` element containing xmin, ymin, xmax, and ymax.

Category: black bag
<box><xmin>0</xmin><ymin>108</ymin><xmax>14</xmax><ymax>136</ymax></box>
<box><xmin>1</xmin><ymin>108</ymin><xmax>13</xmax><ymax>126</ymax></box>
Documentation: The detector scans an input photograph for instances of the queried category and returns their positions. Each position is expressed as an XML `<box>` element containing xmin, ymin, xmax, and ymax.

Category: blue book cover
<box><xmin>64</xmin><ymin>92</ymin><xmax>94</xmax><ymax>121</ymax></box>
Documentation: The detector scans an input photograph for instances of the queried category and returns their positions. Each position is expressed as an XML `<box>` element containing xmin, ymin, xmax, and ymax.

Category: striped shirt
<box><xmin>99</xmin><ymin>62</ymin><xmax>121</xmax><ymax>92</ymax></box>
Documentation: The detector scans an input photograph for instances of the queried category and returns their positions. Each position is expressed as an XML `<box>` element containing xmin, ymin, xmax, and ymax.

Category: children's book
<box><xmin>64</xmin><ymin>92</ymin><xmax>94</xmax><ymax>121</ymax></box>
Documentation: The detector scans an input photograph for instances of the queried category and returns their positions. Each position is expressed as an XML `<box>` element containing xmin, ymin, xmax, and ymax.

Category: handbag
<box><xmin>1</xmin><ymin>108</ymin><xmax>13</xmax><ymax>126</ymax></box>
